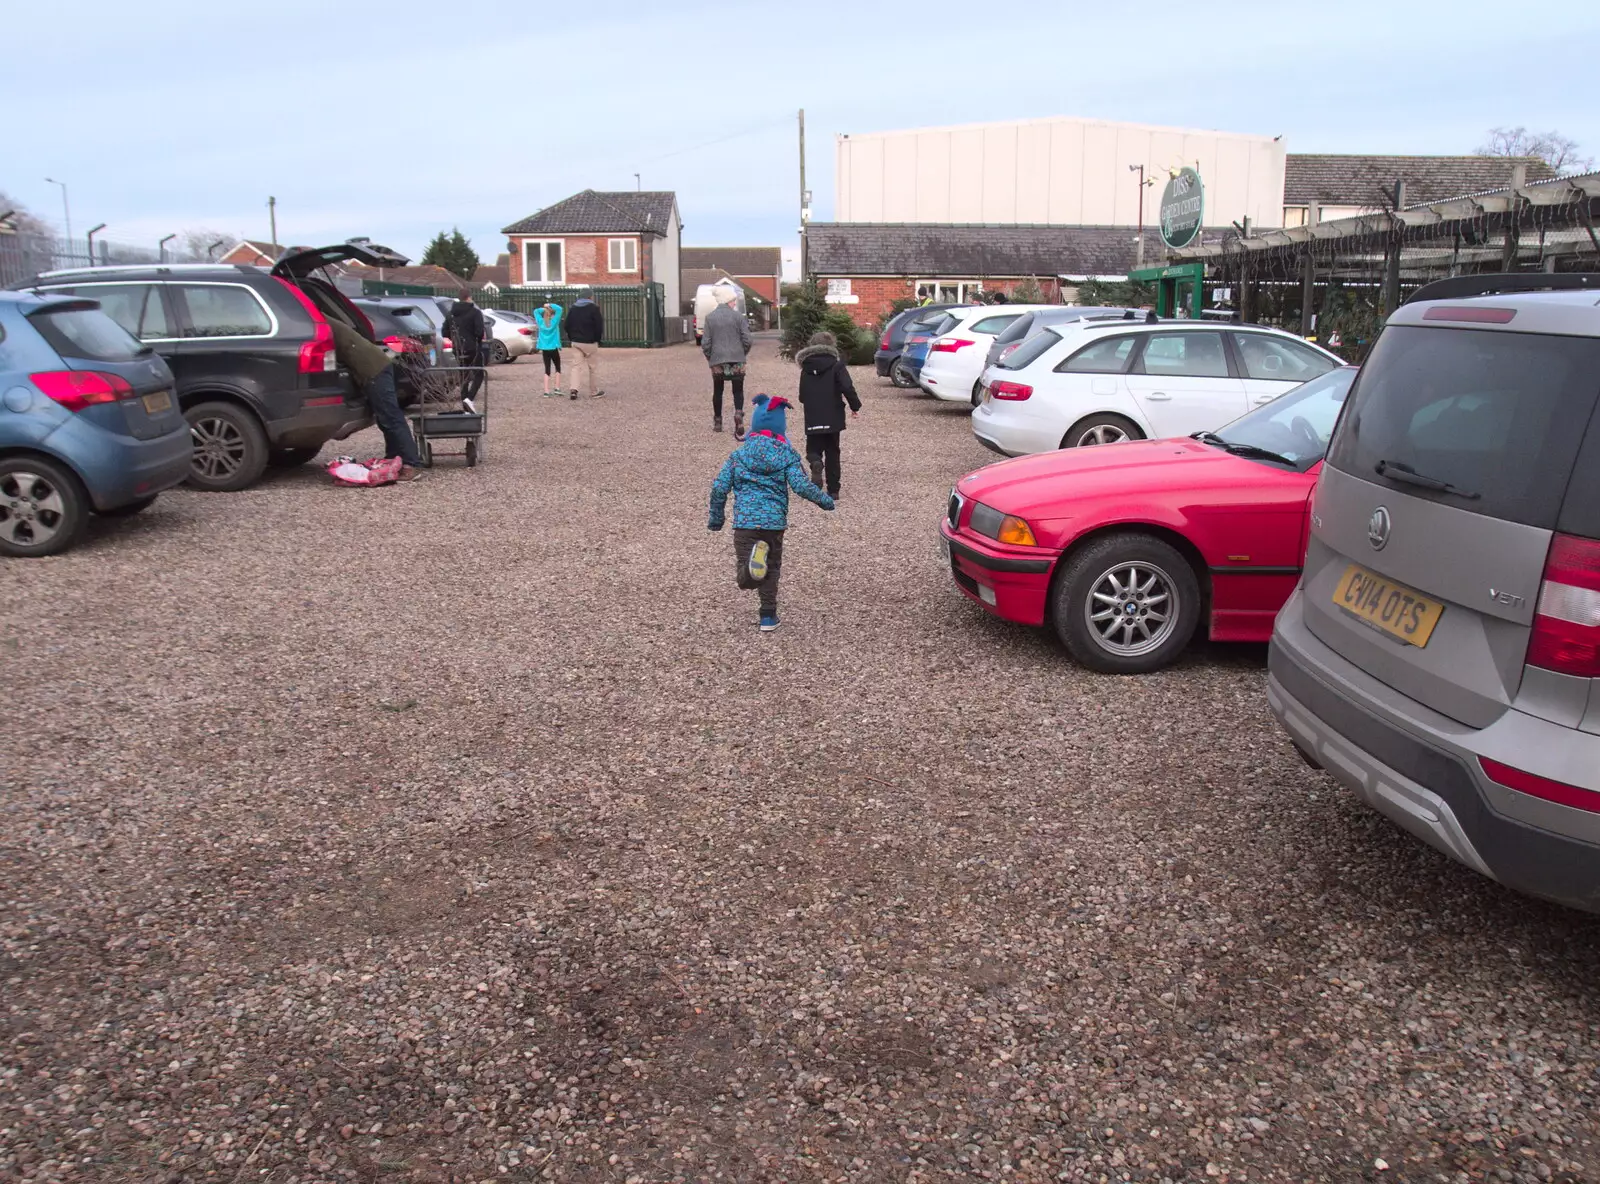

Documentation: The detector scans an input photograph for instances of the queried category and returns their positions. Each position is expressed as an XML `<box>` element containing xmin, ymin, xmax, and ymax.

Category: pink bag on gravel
<box><xmin>327</xmin><ymin>456</ymin><xmax>403</xmax><ymax>487</ymax></box>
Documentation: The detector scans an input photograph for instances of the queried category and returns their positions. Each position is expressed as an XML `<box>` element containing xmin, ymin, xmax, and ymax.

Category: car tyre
<box><xmin>490</xmin><ymin>340</ymin><xmax>509</xmax><ymax>364</ymax></box>
<box><xmin>1051</xmin><ymin>533</ymin><xmax>1201</xmax><ymax>674</ymax></box>
<box><xmin>185</xmin><ymin>401</ymin><xmax>268</xmax><ymax>492</ymax></box>
<box><xmin>1061</xmin><ymin>413</ymin><xmax>1142</xmax><ymax>448</ymax></box>
<box><xmin>890</xmin><ymin>359</ymin><xmax>916</xmax><ymax>388</ymax></box>
<box><xmin>97</xmin><ymin>494</ymin><xmax>159</xmax><ymax>517</ymax></box>
<box><xmin>0</xmin><ymin>456</ymin><xmax>88</xmax><ymax>558</ymax></box>
<box><xmin>268</xmin><ymin>446</ymin><xmax>323</xmax><ymax>468</ymax></box>
<box><xmin>971</xmin><ymin>380</ymin><xmax>984</xmax><ymax>408</ymax></box>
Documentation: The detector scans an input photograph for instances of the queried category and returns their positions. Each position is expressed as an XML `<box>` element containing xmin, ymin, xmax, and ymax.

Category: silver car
<box><xmin>1268</xmin><ymin>273</ymin><xmax>1600</xmax><ymax>910</ymax></box>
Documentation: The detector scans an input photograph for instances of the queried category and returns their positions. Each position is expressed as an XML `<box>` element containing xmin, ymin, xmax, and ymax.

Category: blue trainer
<box><xmin>759</xmin><ymin>613</ymin><xmax>780</xmax><ymax>632</ymax></box>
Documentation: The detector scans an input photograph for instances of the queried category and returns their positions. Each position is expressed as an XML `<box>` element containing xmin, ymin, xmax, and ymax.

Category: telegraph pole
<box><xmin>798</xmin><ymin>108</ymin><xmax>808</xmax><ymax>283</ymax></box>
<box><xmin>268</xmin><ymin>196</ymin><xmax>278</xmax><ymax>252</ymax></box>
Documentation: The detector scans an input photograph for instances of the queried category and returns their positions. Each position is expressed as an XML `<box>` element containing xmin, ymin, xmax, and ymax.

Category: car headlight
<box><xmin>969</xmin><ymin>502</ymin><xmax>1038</xmax><ymax>547</ymax></box>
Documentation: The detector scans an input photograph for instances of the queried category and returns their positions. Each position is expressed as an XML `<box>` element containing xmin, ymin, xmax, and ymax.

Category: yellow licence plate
<box><xmin>142</xmin><ymin>390</ymin><xmax>172</xmax><ymax>414</ymax></box>
<box><xmin>1333</xmin><ymin>563</ymin><xmax>1445</xmax><ymax>647</ymax></box>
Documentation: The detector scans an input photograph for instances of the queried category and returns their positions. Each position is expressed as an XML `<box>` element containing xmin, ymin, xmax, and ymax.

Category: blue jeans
<box><xmin>365</xmin><ymin>365</ymin><xmax>422</xmax><ymax>466</ymax></box>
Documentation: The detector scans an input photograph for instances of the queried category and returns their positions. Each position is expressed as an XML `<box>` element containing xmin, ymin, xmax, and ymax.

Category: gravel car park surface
<box><xmin>5</xmin><ymin>338</ymin><xmax>1600</xmax><ymax>1184</ymax></box>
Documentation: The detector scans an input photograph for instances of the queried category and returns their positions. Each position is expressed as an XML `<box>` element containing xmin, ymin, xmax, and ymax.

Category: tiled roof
<box><xmin>804</xmin><ymin>223</ymin><xmax>1223</xmax><ymax>278</ymax></box>
<box><xmin>224</xmin><ymin>239</ymin><xmax>285</xmax><ymax>261</ymax></box>
<box><xmin>472</xmin><ymin>263</ymin><xmax>511</xmax><ymax>287</ymax></box>
<box><xmin>342</xmin><ymin>263</ymin><xmax>469</xmax><ymax>289</ymax></box>
<box><xmin>680</xmin><ymin>246</ymin><xmax>781</xmax><ymax>276</ymax></box>
<box><xmin>1283</xmin><ymin>154</ymin><xmax>1558</xmax><ymax>208</ymax></box>
<box><xmin>502</xmin><ymin>190</ymin><xmax>677</xmax><ymax>236</ymax></box>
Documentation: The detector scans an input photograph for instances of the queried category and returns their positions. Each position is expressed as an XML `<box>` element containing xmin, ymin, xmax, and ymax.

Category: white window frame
<box><xmin>521</xmin><ymin>239</ymin><xmax>565</xmax><ymax>286</ymax></box>
<box><xmin>915</xmin><ymin>279</ymin><xmax>984</xmax><ymax>303</ymax></box>
<box><xmin>607</xmin><ymin>237</ymin><xmax>638</xmax><ymax>273</ymax></box>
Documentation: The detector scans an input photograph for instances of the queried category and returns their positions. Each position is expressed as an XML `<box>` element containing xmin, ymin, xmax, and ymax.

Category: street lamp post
<box><xmin>44</xmin><ymin>177</ymin><xmax>71</xmax><ymax>249</ymax></box>
<box><xmin>159</xmin><ymin>233</ymin><xmax>176</xmax><ymax>263</ymax></box>
<box><xmin>86</xmin><ymin>223</ymin><xmax>107</xmax><ymax>267</ymax></box>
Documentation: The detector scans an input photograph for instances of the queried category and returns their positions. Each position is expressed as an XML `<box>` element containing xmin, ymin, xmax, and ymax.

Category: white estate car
<box><xmin>917</xmin><ymin>305</ymin><xmax>1046</xmax><ymax>403</ymax></box>
<box><xmin>970</xmin><ymin>320</ymin><xmax>1343</xmax><ymax>455</ymax></box>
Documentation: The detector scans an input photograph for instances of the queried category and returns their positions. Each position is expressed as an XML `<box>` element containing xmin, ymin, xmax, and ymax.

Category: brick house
<box><xmin>217</xmin><ymin>239</ymin><xmax>286</xmax><ymax>266</ymax></box>
<box><xmin>805</xmin><ymin>223</ymin><xmax>1166</xmax><ymax>327</ymax></box>
<box><xmin>680</xmin><ymin>246</ymin><xmax>781</xmax><ymax>303</ymax></box>
<box><xmin>501</xmin><ymin>189</ymin><xmax>681</xmax><ymax>312</ymax></box>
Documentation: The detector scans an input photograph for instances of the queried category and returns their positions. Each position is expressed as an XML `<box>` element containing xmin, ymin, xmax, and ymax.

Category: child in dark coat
<box><xmin>708</xmin><ymin>395</ymin><xmax>834</xmax><ymax>632</ymax></box>
<box><xmin>794</xmin><ymin>331</ymin><xmax>862</xmax><ymax>499</ymax></box>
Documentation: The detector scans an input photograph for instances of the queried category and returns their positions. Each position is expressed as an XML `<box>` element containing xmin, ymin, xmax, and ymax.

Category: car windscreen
<box><xmin>1326</xmin><ymin>326</ymin><xmax>1600</xmax><ymax>529</ymax></box>
<box><xmin>27</xmin><ymin>303</ymin><xmax>148</xmax><ymax>362</ymax></box>
<box><xmin>1214</xmin><ymin>367</ymin><xmax>1358</xmax><ymax>471</ymax></box>
<box><xmin>998</xmin><ymin>328</ymin><xmax>1062</xmax><ymax>370</ymax></box>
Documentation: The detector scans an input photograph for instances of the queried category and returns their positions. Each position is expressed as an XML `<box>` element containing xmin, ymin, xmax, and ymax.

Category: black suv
<box><xmin>32</xmin><ymin>241</ymin><xmax>408</xmax><ymax>490</ymax></box>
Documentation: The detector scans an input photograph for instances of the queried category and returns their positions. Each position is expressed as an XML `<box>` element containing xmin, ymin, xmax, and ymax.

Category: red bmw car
<box><xmin>941</xmin><ymin>366</ymin><xmax>1358</xmax><ymax>672</ymax></box>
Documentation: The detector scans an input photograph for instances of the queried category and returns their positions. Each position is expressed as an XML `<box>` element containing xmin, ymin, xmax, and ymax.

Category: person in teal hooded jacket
<box><xmin>533</xmin><ymin>300</ymin><xmax>565</xmax><ymax>397</ymax></box>
<box><xmin>708</xmin><ymin>395</ymin><xmax>834</xmax><ymax>631</ymax></box>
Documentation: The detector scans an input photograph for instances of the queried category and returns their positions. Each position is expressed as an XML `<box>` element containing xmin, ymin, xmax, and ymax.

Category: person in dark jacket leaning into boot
<box><xmin>794</xmin><ymin>331</ymin><xmax>861</xmax><ymax>499</ymax></box>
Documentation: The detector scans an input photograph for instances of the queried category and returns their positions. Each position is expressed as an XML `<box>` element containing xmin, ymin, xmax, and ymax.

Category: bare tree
<box><xmin>1476</xmin><ymin>127</ymin><xmax>1594</xmax><ymax>174</ymax></box>
<box><xmin>0</xmin><ymin>190</ymin><xmax>54</xmax><ymax>237</ymax></box>
<box><xmin>179</xmin><ymin>227</ymin><xmax>240</xmax><ymax>261</ymax></box>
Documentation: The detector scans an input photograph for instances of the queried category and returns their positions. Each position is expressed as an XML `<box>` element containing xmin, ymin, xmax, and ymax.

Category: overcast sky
<box><xmin>5</xmin><ymin>0</ymin><xmax>1597</xmax><ymax>266</ymax></box>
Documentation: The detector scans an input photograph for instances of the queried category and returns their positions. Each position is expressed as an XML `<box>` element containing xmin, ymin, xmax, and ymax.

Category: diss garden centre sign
<box><xmin>1159</xmin><ymin>167</ymin><xmax>1204</xmax><ymax>249</ymax></box>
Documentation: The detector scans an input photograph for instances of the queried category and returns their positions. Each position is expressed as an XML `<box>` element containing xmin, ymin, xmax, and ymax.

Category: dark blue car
<box><xmin>0</xmin><ymin>289</ymin><xmax>192</xmax><ymax>557</ymax></box>
<box><xmin>898</xmin><ymin>308</ymin><xmax>968</xmax><ymax>387</ymax></box>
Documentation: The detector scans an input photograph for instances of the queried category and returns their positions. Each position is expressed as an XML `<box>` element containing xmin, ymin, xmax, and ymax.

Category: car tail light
<box><xmin>1526</xmin><ymin>533</ymin><xmax>1600</xmax><ymax>677</ymax></box>
<box><xmin>909</xmin><ymin>335</ymin><xmax>928</xmax><ymax>346</ymax></box>
<box><xmin>274</xmin><ymin>277</ymin><xmax>338</xmax><ymax>373</ymax></box>
<box><xmin>879</xmin><ymin>331</ymin><xmax>892</xmax><ymax>350</ymax></box>
<box><xmin>931</xmin><ymin>337</ymin><xmax>976</xmax><ymax>353</ymax></box>
<box><xmin>989</xmin><ymin>380</ymin><xmax>1033</xmax><ymax>401</ymax></box>
<box><xmin>1422</xmin><ymin>306</ymin><xmax>1517</xmax><ymax>324</ymax></box>
<box><xmin>518</xmin><ymin>327</ymin><xmax>534</xmax><ymax>336</ymax></box>
<box><xmin>29</xmin><ymin>370</ymin><xmax>134</xmax><ymax>412</ymax></box>
<box><xmin>1480</xmin><ymin>757</ymin><xmax>1600</xmax><ymax>814</ymax></box>
<box><xmin>383</xmin><ymin>335</ymin><xmax>406</xmax><ymax>352</ymax></box>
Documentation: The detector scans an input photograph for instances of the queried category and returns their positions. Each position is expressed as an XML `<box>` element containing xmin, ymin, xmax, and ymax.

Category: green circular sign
<box><xmin>1159</xmin><ymin>167</ymin><xmax>1204</xmax><ymax>249</ymax></box>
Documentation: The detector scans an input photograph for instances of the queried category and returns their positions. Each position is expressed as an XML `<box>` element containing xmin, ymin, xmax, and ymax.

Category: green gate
<box><xmin>362</xmin><ymin>280</ymin><xmax>665</xmax><ymax>348</ymax></box>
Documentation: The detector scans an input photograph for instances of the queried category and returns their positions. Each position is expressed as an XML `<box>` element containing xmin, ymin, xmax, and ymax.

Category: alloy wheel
<box><xmin>191</xmin><ymin>416</ymin><xmax>248</xmax><ymax>481</ymax></box>
<box><xmin>0</xmin><ymin>470</ymin><xmax>67</xmax><ymax>549</ymax></box>
<box><xmin>1083</xmin><ymin>560</ymin><xmax>1179</xmax><ymax>658</ymax></box>
<box><xmin>1077</xmin><ymin>423</ymin><xmax>1129</xmax><ymax>446</ymax></box>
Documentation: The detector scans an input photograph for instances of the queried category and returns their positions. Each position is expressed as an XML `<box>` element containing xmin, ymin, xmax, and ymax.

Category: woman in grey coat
<box><xmin>701</xmin><ymin>287</ymin><xmax>753</xmax><ymax>438</ymax></box>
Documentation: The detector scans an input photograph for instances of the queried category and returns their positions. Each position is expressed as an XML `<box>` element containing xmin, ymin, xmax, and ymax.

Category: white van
<box><xmin>693</xmin><ymin>281</ymin><xmax>746</xmax><ymax>344</ymax></box>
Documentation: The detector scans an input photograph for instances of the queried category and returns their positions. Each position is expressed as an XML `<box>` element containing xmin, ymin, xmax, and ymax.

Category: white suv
<box><xmin>970</xmin><ymin>319</ymin><xmax>1343</xmax><ymax>455</ymax></box>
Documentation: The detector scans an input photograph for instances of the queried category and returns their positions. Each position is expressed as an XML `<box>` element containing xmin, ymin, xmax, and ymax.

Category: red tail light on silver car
<box><xmin>988</xmin><ymin>380</ymin><xmax>1033</xmax><ymax>401</ymax></box>
<box><xmin>931</xmin><ymin>337</ymin><xmax>976</xmax><ymax>353</ymax></box>
<box><xmin>1526</xmin><ymin>534</ymin><xmax>1600</xmax><ymax>678</ymax></box>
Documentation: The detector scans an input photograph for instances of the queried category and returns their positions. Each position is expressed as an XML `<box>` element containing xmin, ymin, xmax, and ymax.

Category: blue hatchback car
<box><xmin>1</xmin><ymin>289</ymin><xmax>192</xmax><ymax>557</ymax></box>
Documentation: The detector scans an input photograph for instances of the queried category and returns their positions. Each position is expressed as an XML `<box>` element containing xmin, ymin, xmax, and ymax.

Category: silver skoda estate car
<box><xmin>1268</xmin><ymin>273</ymin><xmax>1600</xmax><ymax>910</ymax></box>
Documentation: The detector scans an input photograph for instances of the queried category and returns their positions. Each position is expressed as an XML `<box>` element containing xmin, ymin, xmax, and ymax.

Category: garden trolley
<box><xmin>406</xmin><ymin>363</ymin><xmax>490</xmax><ymax>467</ymax></box>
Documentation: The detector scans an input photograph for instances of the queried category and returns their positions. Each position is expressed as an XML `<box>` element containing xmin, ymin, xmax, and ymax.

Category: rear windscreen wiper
<box><xmin>1375</xmin><ymin>459</ymin><xmax>1480</xmax><ymax>499</ymax></box>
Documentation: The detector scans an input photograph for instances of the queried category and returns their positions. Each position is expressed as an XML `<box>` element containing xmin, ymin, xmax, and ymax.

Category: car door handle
<box><xmin>1253</xmin><ymin>393</ymin><xmax>1278</xmax><ymax>404</ymax></box>
<box><xmin>1145</xmin><ymin>391</ymin><xmax>1171</xmax><ymax>401</ymax></box>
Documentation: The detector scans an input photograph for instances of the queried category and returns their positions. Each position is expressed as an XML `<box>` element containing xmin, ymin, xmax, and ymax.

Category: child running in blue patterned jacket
<box><xmin>708</xmin><ymin>395</ymin><xmax>834</xmax><ymax>632</ymax></box>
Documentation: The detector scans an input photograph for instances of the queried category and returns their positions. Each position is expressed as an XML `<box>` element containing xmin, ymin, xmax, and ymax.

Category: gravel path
<box><xmin>4</xmin><ymin>338</ymin><xmax>1600</xmax><ymax>1184</ymax></box>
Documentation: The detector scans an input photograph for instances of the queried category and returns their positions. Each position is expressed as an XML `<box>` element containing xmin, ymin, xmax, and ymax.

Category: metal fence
<box><xmin>1</xmin><ymin>230</ymin><xmax>207</xmax><ymax>289</ymax></box>
<box><xmin>361</xmin><ymin>280</ymin><xmax>666</xmax><ymax>348</ymax></box>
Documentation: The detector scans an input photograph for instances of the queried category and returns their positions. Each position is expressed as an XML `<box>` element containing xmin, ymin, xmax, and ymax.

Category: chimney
<box><xmin>1510</xmin><ymin>163</ymin><xmax>1528</xmax><ymax>189</ymax></box>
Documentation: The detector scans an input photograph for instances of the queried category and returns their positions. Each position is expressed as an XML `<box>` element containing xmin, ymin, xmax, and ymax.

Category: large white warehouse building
<box><xmin>834</xmin><ymin>115</ymin><xmax>1287</xmax><ymax>230</ymax></box>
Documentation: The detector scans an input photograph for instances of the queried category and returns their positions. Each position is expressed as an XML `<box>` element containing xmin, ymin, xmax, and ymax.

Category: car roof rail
<box><xmin>1405</xmin><ymin>272</ymin><xmax>1600</xmax><ymax>305</ymax></box>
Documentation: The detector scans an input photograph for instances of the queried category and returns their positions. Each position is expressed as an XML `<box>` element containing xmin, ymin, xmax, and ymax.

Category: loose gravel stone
<box><xmin>3</xmin><ymin>339</ymin><xmax>1600</xmax><ymax>1182</ymax></box>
